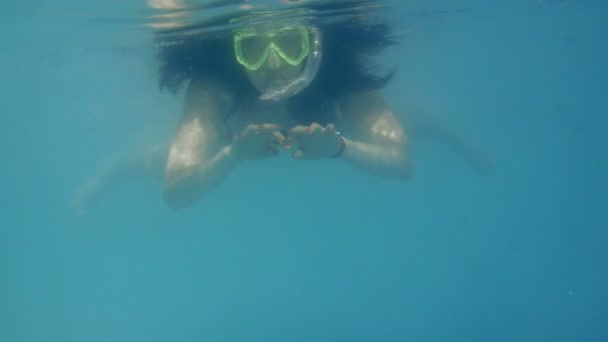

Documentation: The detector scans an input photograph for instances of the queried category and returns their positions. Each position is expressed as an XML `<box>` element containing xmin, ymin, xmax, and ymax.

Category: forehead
<box><xmin>234</xmin><ymin>23</ymin><xmax>308</xmax><ymax>37</ymax></box>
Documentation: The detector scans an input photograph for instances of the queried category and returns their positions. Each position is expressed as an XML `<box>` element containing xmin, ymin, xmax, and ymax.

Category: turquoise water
<box><xmin>2</xmin><ymin>0</ymin><xmax>607</xmax><ymax>340</ymax></box>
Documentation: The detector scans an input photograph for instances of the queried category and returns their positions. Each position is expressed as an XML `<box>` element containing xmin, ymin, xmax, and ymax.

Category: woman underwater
<box><xmin>72</xmin><ymin>1</ymin><xmax>492</xmax><ymax>214</ymax></box>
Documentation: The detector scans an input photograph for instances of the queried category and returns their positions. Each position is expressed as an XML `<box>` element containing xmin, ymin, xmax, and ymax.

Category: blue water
<box><xmin>1</xmin><ymin>0</ymin><xmax>607</xmax><ymax>340</ymax></box>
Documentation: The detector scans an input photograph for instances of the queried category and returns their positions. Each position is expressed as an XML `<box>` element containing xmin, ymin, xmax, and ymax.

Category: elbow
<box><xmin>398</xmin><ymin>143</ymin><xmax>415</xmax><ymax>180</ymax></box>
<box><xmin>163</xmin><ymin>184</ymin><xmax>188</xmax><ymax>211</ymax></box>
<box><xmin>162</xmin><ymin>175</ymin><xmax>196</xmax><ymax>210</ymax></box>
<box><xmin>394</xmin><ymin>158</ymin><xmax>415</xmax><ymax>181</ymax></box>
<box><xmin>163</xmin><ymin>189</ymin><xmax>188</xmax><ymax>211</ymax></box>
<box><xmin>388</xmin><ymin>148</ymin><xmax>414</xmax><ymax>181</ymax></box>
<box><xmin>162</xmin><ymin>160</ymin><xmax>225</xmax><ymax>209</ymax></box>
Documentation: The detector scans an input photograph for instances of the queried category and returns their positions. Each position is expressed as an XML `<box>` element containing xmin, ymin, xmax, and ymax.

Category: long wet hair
<box><xmin>156</xmin><ymin>1</ymin><xmax>399</xmax><ymax>121</ymax></box>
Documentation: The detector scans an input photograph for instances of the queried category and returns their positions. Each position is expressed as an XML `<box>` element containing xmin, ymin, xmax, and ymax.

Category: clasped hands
<box><xmin>230</xmin><ymin>123</ymin><xmax>343</xmax><ymax>161</ymax></box>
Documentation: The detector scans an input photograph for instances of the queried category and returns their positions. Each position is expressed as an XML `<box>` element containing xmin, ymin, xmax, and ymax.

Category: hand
<box><xmin>288</xmin><ymin>123</ymin><xmax>343</xmax><ymax>159</ymax></box>
<box><xmin>230</xmin><ymin>124</ymin><xmax>288</xmax><ymax>161</ymax></box>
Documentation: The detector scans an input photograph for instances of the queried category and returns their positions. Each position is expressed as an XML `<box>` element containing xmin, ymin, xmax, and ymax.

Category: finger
<box><xmin>288</xmin><ymin>125</ymin><xmax>309</xmax><ymax>136</ymax></box>
<box><xmin>239</xmin><ymin>124</ymin><xmax>259</xmax><ymax>139</ymax></box>
<box><xmin>242</xmin><ymin>123</ymin><xmax>281</xmax><ymax>137</ymax></box>
<box><xmin>299</xmin><ymin>123</ymin><xmax>322</xmax><ymax>135</ymax></box>
<box><xmin>260</xmin><ymin>123</ymin><xmax>282</xmax><ymax>131</ymax></box>
<box><xmin>287</xmin><ymin>125</ymin><xmax>309</xmax><ymax>148</ymax></box>
<box><xmin>260</xmin><ymin>142</ymin><xmax>280</xmax><ymax>158</ymax></box>
<box><xmin>292</xmin><ymin>149</ymin><xmax>305</xmax><ymax>159</ymax></box>
<box><xmin>271</xmin><ymin>130</ymin><xmax>287</xmax><ymax>143</ymax></box>
<box><xmin>270</xmin><ymin>131</ymin><xmax>290</xmax><ymax>149</ymax></box>
<box><xmin>268</xmin><ymin>138</ymin><xmax>287</xmax><ymax>152</ymax></box>
<box><xmin>309</xmin><ymin>122</ymin><xmax>323</xmax><ymax>133</ymax></box>
<box><xmin>287</xmin><ymin>131</ymin><xmax>305</xmax><ymax>149</ymax></box>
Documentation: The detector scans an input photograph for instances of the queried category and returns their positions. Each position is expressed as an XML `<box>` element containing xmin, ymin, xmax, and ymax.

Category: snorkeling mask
<box><xmin>232</xmin><ymin>19</ymin><xmax>322</xmax><ymax>101</ymax></box>
<box><xmin>234</xmin><ymin>25</ymin><xmax>311</xmax><ymax>71</ymax></box>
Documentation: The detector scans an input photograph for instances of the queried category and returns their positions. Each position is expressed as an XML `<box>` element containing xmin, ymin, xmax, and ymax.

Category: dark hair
<box><xmin>156</xmin><ymin>1</ymin><xmax>399</xmax><ymax>120</ymax></box>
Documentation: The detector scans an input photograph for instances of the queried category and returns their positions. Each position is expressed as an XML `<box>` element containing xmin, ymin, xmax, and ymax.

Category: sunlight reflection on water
<box><xmin>67</xmin><ymin>0</ymin><xmax>491</xmax><ymax>41</ymax></box>
<box><xmin>35</xmin><ymin>0</ymin><xmax>579</xmax><ymax>51</ymax></box>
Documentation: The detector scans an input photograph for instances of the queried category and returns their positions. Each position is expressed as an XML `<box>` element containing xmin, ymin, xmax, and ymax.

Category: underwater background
<box><xmin>1</xmin><ymin>0</ymin><xmax>606</xmax><ymax>340</ymax></box>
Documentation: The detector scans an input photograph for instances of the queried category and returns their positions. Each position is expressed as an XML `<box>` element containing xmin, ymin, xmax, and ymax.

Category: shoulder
<box><xmin>184</xmin><ymin>77</ymin><xmax>238</xmax><ymax>116</ymax></box>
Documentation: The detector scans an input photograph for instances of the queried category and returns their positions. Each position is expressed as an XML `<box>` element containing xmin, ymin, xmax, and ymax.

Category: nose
<box><xmin>266</xmin><ymin>48</ymin><xmax>282</xmax><ymax>70</ymax></box>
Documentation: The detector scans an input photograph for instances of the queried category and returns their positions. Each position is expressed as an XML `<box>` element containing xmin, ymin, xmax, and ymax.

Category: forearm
<box><xmin>163</xmin><ymin>145</ymin><xmax>238</xmax><ymax>209</ymax></box>
<box><xmin>340</xmin><ymin>137</ymin><xmax>413</xmax><ymax>180</ymax></box>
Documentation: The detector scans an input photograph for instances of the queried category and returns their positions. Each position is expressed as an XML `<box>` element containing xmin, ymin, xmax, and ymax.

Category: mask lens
<box><xmin>234</xmin><ymin>26</ymin><xmax>310</xmax><ymax>70</ymax></box>
<box><xmin>272</xmin><ymin>27</ymin><xmax>306</xmax><ymax>62</ymax></box>
<box><xmin>239</xmin><ymin>35</ymin><xmax>270</xmax><ymax>68</ymax></box>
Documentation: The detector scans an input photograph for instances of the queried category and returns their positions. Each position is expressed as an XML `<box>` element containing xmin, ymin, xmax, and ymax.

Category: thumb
<box><xmin>292</xmin><ymin>149</ymin><xmax>305</xmax><ymax>159</ymax></box>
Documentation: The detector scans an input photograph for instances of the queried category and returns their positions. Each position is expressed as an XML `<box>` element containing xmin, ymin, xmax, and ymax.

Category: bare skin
<box><xmin>71</xmin><ymin>94</ymin><xmax>491</xmax><ymax>215</ymax></box>
<box><xmin>158</xmin><ymin>46</ymin><xmax>413</xmax><ymax>209</ymax></box>
<box><xmin>71</xmin><ymin>45</ymin><xmax>490</xmax><ymax>214</ymax></box>
<box><xmin>162</xmin><ymin>80</ymin><xmax>412</xmax><ymax>209</ymax></box>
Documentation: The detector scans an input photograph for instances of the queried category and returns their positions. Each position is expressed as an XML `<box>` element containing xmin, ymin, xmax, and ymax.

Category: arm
<box><xmin>403</xmin><ymin>105</ymin><xmax>494</xmax><ymax>173</ymax></box>
<box><xmin>71</xmin><ymin>143</ymin><xmax>169</xmax><ymax>216</ymax></box>
<box><xmin>163</xmin><ymin>79</ymin><xmax>287</xmax><ymax>209</ymax></box>
<box><xmin>337</xmin><ymin>91</ymin><xmax>414</xmax><ymax>180</ymax></box>
<box><xmin>288</xmin><ymin>91</ymin><xmax>413</xmax><ymax>180</ymax></box>
<box><xmin>163</xmin><ymin>79</ymin><xmax>239</xmax><ymax>209</ymax></box>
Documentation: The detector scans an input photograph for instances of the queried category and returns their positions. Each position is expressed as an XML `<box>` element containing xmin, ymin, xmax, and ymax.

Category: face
<box><xmin>244</xmin><ymin>52</ymin><xmax>306</xmax><ymax>95</ymax></box>
<box><xmin>233</xmin><ymin>25</ymin><xmax>311</xmax><ymax>96</ymax></box>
